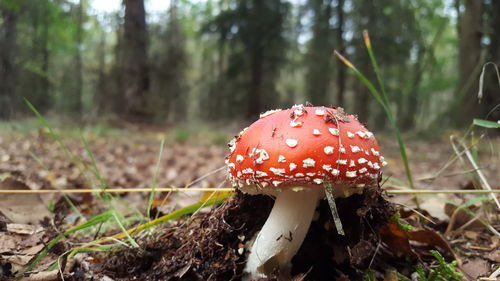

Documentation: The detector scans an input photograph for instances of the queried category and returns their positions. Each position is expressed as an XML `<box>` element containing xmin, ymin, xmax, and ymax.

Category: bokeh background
<box><xmin>0</xmin><ymin>0</ymin><xmax>499</xmax><ymax>131</ymax></box>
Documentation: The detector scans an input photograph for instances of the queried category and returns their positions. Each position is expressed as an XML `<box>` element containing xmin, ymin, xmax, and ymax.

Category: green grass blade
<box><xmin>362</xmin><ymin>31</ymin><xmax>415</xmax><ymax>190</ymax></box>
<box><xmin>473</xmin><ymin>118</ymin><xmax>500</xmax><ymax>129</ymax></box>
<box><xmin>334</xmin><ymin>31</ymin><xmax>415</xmax><ymax>191</ymax></box>
<box><xmin>19</xmin><ymin>212</ymin><xmax>113</xmax><ymax>279</ymax></box>
<box><xmin>80</xmin><ymin>133</ymin><xmax>109</xmax><ymax>190</ymax></box>
<box><xmin>112</xmin><ymin>211</ymin><xmax>139</xmax><ymax>248</ymax></box>
<box><xmin>24</xmin><ymin>99</ymin><xmax>95</xmax><ymax>189</ymax></box>
<box><xmin>104</xmin><ymin>192</ymin><xmax>231</xmax><ymax>241</ymax></box>
<box><xmin>363</xmin><ymin>31</ymin><xmax>390</xmax><ymax>105</ymax></box>
<box><xmin>147</xmin><ymin>139</ymin><xmax>165</xmax><ymax>219</ymax></box>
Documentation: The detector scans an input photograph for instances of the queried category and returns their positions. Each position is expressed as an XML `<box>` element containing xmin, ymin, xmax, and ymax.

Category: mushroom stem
<box><xmin>244</xmin><ymin>188</ymin><xmax>322</xmax><ymax>280</ymax></box>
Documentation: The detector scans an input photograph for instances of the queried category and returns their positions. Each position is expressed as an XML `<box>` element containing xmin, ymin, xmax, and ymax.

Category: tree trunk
<box><xmin>0</xmin><ymin>5</ymin><xmax>17</xmax><ymax>119</ymax></box>
<box><xmin>305</xmin><ymin>0</ymin><xmax>333</xmax><ymax>106</ymax></box>
<box><xmin>72</xmin><ymin>0</ymin><xmax>83</xmax><ymax>116</ymax></box>
<box><xmin>248</xmin><ymin>47</ymin><xmax>263</xmax><ymax>119</ymax></box>
<box><xmin>353</xmin><ymin>0</ymin><xmax>375</xmax><ymax>124</ymax></box>
<box><xmin>482</xmin><ymin>0</ymin><xmax>500</xmax><ymax>121</ymax></box>
<box><xmin>400</xmin><ymin>44</ymin><xmax>425</xmax><ymax>129</ymax></box>
<box><xmin>95</xmin><ymin>29</ymin><xmax>106</xmax><ymax>116</ymax></box>
<box><xmin>123</xmin><ymin>0</ymin><xmax>150</xmax><ymax>121</ymax></box>
<box><xmin>335</xmin><ymin>0</ymin><xmax>346</xmax><ymax>107</ymax></box>
<box><xmin>455</xmin><ymin>0</ymin><xmax>482</xmax><ymax>126</ymax></box>
<box><xmin>39</xmin><ymin>7</ymin><xmax>51</xmax><ymax>113</ymax></box>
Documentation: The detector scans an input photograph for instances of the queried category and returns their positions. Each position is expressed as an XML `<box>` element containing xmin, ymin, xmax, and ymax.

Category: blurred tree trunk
<box><xmin>245</xmin><ymin>0</ymin><xmax>287</xmax><ymax>119</ymax></box>
<box><xmin>38</xmin><ymin>4</ymin><xmax>50</xmax><ymax>113</ymax></box>
<box><xmin>71</xmin><ymin>0</ymin><xmax>83</xmax><ymax>116</ymax></box>
<box><xmin>305</xmin><ymin>0</ymin><xmax>333</xmax><ymax>106</ymax></box>
<box><xmin>95</xmin><ymin>29</ymin><xmax>106</xmax><ymax>116</ymax></box>
<box><xmin>335</xmin><ymin>0</ymin><xmax>345</xmax><ymax>107</ymax></box>
<box><xmin>122</xmin><ymin>0</ymin><xmax>150</xmax><ymax>120</ymax></box>
<box><xmin>248</xmin><ymin>40</ymin><xmax>263</xmax><ymax>118</ymax></box>
<box><xmin>26</xmin><ymin>2</ymin><xmax>51</xmax><ymax>114</ymax></box>
<box><xmin>455</xmin><ymin>0</ymin><xmax>482</xmax><ymax>126</ymax></box>
<box><xmin>353</xmin><ymin>0</ymin><xmax>375</xmax><ymax>123</ymax></box>
<box><xmin>482</xmin><ymin>0</ymin><xmax>500</xmax><ymax>121</ymax></box>
<box><xmin>164</xmin><ymin>0</ymin><xmax>187</xmax><ymax>122</ymax></box>
<box><xmin>0</xmin><ymin>4</ymin><xmax>17</xmax><ymax>119</ymax></box>
<box><xmin>215</xmin><ymin>0</ymin><xmax>227</xmax><ymax>119</ymax></box>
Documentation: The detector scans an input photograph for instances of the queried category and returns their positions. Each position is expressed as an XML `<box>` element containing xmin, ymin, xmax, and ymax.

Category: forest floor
<box><xmin>0</xmin><ymin>121</ymin><xmax>499</xmax><ymax>280</ymax></box>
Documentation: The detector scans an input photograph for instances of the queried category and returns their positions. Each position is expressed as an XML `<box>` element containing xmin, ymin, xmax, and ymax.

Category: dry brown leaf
<box><xmin>383</xmin><ymin>271</ymin><xmax>399</xmax><ymax>281</ymax></box>
<box><xmin>26</xmin><ymin>270</ymin><xmax>59</xmax><ymax>281</ymax></box>
<box><xmin>444</xmin><ymin>203</ymin><xmax>483</xmax><ymax>231</ymax></box>
<box><xmin>462</xmin><ymin>258</ymin><xmax>491</xmax><ymax>279</ymax></box>
<box><xmin>379</xmin><ymin>221</ymin><xmax>456</xmax><ymax>260</ymax></box>
<box><xmin>419</xmin><ymin>196</ymin><xmax>448</xmax><ymax>221</ymax></box>
<box><xmin>407</xmin><ymin>226</ymin><xmax>454</xmax><ymax>255</ymax></box>
<box><xmin>485</xmin><ymin>250</ymin><xmax>500</xmax><ymax>263</ymax></box>
<box><xmin>20</xmin><ymin>244</ymin><xmax>44</xmax><ymax>256</ymax></box>
<box><xmin>6</xmin><ymin>224</ymin><xmax>43</xmax><ymax>235</ymax></box>
<box><xmin>0</xmin><ymin>178</ymin><xmax>52</xmax><ymax>224</ymax></box>
<box><xmin>379</xmin><ymin>221</ymin><xmax>417</xmax><ymax>258</ymax></box>
<box><xmin>1</xmin><ymin>254</ymin><xmax>32</xmax><ymax>266</ymax></box>
<box><xmin>0</xmin><ymin>233</ymin><xmax>18</xmax><ymax>253</ymax></box>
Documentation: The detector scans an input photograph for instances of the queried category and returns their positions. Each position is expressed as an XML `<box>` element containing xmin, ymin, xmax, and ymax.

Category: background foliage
<box><xmin>0</xmin><ymin>0</ymin><xmax>499</xmax><ymax>131</ymax></box>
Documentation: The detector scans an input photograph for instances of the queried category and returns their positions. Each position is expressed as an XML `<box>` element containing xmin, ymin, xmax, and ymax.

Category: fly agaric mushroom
<box><xmin>226</xmin><ymin>104</ymin><xmax>385</xmax><ymax>280</ymax></box>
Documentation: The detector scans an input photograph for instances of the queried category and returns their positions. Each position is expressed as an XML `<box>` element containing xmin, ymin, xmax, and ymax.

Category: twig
<box><xmin>450</xmin><ymin>135</ymin><xmax>500</xmax><ymax>210</ymax></box>
<box><xmin>324</xmin><ymin>181</ymin><xmax>345</xmax><ymax>236</ymax></box>
<box><xmin>1</xmin><ymin>188</ymin><xmax>500</xmax><ymax>194</ymax></box>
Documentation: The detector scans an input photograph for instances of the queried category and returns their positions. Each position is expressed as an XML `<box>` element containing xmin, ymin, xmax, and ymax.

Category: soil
<box><xmin>98</xmin><ymin>185</ymin><xmax>395</xmax><ymax>281</ymax></box>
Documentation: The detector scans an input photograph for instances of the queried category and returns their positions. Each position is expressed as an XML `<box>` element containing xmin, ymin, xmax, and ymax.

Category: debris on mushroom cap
<box><xmin>226</xmin><ymin>105</ymin><xmax>384</xmax><ymax>193</ymax></box>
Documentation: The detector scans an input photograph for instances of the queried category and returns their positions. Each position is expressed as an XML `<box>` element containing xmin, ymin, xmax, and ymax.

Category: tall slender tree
<box><xmin>482</xmin><ymin>0</ymin><xmax>500</xmax><ymax>121</ymax></box>
<box><xmin>206</xmin><ymin>0</ymin><xmax>289</xmax><ymax>119</ymax></box>
<box><xmin>455</xmin><ymin>0</ymin><xmax>483</xmax><ymax>126</ymax></box>
<box><xmin>335</xmin><ymin>0</ymin><xmax>346</xmax><ymax>107</ymax></box>
<box><xmin>122</xmin><ymin>0</ymin><xmax>150</xmax><ymax>120</ymax></box>
<box><xmin>71</xmin><ymin>0</ymin><xmax>84</xmax><ymax>116</ymax></box>
<box><xmin>305</xmin><ymin>0</ymin><xmax>334</xmax><ymax>106</ymax></box>
<box><xmin>0</xmin><ymin>1</ymin><xmax>18</xmax><ymax>119</ymax></box>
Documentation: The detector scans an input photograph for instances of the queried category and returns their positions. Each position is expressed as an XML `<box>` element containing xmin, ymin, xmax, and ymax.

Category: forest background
<box><xmin>0</xmin><ymin>0</ymin><xmax>499</xmax><ymax>132</ymax></box>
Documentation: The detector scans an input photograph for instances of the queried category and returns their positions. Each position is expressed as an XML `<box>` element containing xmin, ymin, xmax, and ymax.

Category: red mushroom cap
<box><xmin>226</xmin><ymin>105</ymin><xmax>385</xmax><ymax>194</ymax></box>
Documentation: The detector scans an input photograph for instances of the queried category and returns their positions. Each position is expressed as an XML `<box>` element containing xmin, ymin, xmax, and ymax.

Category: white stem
<box><xmin>244</xmin><ymin>188</ymin><xmax>321</xmax><ymax>280</ymax></box>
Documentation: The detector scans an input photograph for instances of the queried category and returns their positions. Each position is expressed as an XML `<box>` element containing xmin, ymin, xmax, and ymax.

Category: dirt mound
<box><xmin>100</xmin><ymin>186</ymin><xmax>394</xmax><ymax>281</ymax></box>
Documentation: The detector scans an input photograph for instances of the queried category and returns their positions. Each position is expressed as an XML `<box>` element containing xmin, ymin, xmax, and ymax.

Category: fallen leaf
<box><xmin>485</xmin><ymin>250</ymin><xmax>500</xmax><ymax>263</ymax></box>
<box><xmin>2</xmin><ymin>254</ymin><xmax>33</xmax><ymax>265</ymax></box>
<box><xmin>6</xmin><ymin>224</ymin><xmax>43</xmax><ymax>235</ymax></box>
<box><xmin>379</xmin><ymin>221</ymin><xmax>417</xmax><ymax>258</ymax></box>
<box><xmin>26</xmin><ymin>270</ymin><xmax>59</xmax><ymax>281</ymax></box>
<box><xmin>444</xmin><ymin>203</ymin><xmax>483</xmax><ymax>231</ymax></box>
<box><xmin>407</xmin><ymin>226</ymin><xmax>454</xmax><ymax>255</ymax></box>
<box><xmin>383</xmin><ymin>271</ymin><xmax>399</xmax><ymax>281</ymax></box>
<box><xmin>21</xmin><ymin>244</ymin><xmax>45</xmax><ymax>256</ymax></box>
<box><xmin>464</xmin><ymin>230</ymin><xmax>479</xmax><ymax>240</ymax></box>
<box><xmin>461</xmin><ymin>258</ymin><xmax>490</xmax><ymax>279</ymax></box>
<box><xmin>419</xmin><ymin>196</ymin><xmax>448</xmax><ymax>221</ymax></box>
<box><xmin>379</xmin><ymin>222</ymin><xmax>456</xmax><ymax>260</ymax></box>
<box><xmin>0</xmin><ymin>178</ymin><xmax>52</xmax><ymax>224</ymax></box>
<box><xmin>0</xmin><ymin>234</ymin><xmax>18</xmax><ymax>253</ymax></box>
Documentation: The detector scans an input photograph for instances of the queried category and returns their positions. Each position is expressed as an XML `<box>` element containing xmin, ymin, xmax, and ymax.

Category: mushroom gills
<box><xmin>244</xmin><ymin>188</ymin><xmax>322</xmax><ymax>280</ymax></box>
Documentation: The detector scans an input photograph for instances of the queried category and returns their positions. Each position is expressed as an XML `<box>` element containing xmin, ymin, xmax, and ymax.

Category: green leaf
<box><xmin>473</xmin><ymin>118</ymin><xmax>500</xmax><ymax>129</ymax></box>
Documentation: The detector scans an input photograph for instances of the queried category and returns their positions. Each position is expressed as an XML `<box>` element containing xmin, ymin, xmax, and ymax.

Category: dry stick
<box><xmin>416</xmin><ymin>167</ymin><xmax>485</xmax><ymax>181</ymax></box>
<box><xmin>489</xmin><ymin>265</ymin><xmax>500</xmax><ymax>279</ymax></box>
<box><xmin>386</xmin><ymin>189</ymin><xmax>500</xmax><ymax>194</ymax></box>
<box><xmin>450</xmin><ymin>135</ymin><xmax>500</xmax><ymax>210</ymax></box>
<box><xmin>324</xmin><ymin>182</ymin><xmax>345</xmax><ymax>236</ymax></box>
<box><xmin>424</xmin><ymin>136</ymin><xmax>480</xmax><ymax>182</ymax></box>
<box><xmin>1</xmin><ymin>188</ymin><xmax>500</xmax><ymax>194</ymax></box>
<box><xmin>0</xmin><ymin>187</ymin><xmax>235</xmax><ymax>193</ymax></box>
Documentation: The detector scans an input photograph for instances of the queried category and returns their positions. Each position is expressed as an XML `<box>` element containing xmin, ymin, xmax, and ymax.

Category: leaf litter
<box><xmin>0</xmin><ymin>130</ymin><xmax>498</xmax><ymax>280</ymax></box>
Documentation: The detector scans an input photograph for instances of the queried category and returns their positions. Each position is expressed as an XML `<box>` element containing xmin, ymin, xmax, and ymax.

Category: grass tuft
<box><xmin>334</xmin><ymin>30</ymin><xmax>415</xmax><ymax>193</ymax></box>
